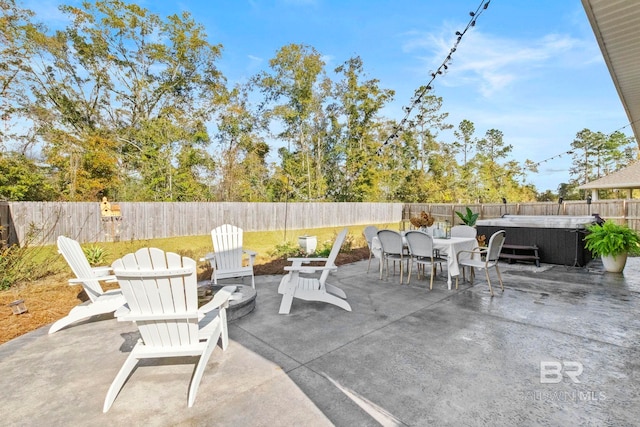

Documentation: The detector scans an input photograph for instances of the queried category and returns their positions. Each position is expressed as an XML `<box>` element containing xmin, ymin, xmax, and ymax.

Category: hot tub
<box><xmin>476</xmin><ymin>215</ymin><xmax>601</xmax><ymax>267</ymax></box>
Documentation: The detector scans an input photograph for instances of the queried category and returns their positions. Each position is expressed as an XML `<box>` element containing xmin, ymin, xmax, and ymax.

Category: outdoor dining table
<box><xmin>372</xmin><ymin>233</ymin><xmax>477</xmax><ymax>289</ymax></box>
<box><xmin>431</xmin><ymin>236</ymin><xmax>478</xmax><ymax>290</ymax></box>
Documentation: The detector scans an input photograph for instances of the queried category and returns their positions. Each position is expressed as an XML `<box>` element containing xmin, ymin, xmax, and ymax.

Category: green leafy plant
<box><xmin>455</xmin><ymin>207</ymin><xmax>479</xmax><ymax>227</ymax></box>
<box><xmin>584</xmin><ymin>220</ymin><xmax>640</xmax><ymax>257</ymax></box>
<box><xmin>83</xmin><ymin>244</ymin><xmax>109</xmax><ymax>266</ymax></box>
<box><xmin>268</xmin><ymin>241</ymin><xmax>307</xmax><ymax>259</ymax></box>
<box><xmin>316</xmin><ymin>231</ymin><xmax>355</xmax><ymax>256</ymax></box>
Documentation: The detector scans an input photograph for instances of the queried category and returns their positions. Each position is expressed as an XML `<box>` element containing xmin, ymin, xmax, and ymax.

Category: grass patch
<box><xmin>4</xmin><ymin>223</ymin><xmax>399</xmax><ymax>288</ymax></box>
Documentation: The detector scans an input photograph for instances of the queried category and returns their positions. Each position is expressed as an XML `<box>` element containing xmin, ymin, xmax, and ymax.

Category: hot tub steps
<box><xmin>500</xmin><ymin>244</ymin><xmax>540</xmax><ymax>267</ymax></box>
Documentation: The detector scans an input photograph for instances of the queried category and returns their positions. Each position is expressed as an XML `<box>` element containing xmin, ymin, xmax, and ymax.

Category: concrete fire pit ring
<box><xmin>198</xmin><ymin>283</ymin><xmax>256</xmax><ymax>321</ymax></box>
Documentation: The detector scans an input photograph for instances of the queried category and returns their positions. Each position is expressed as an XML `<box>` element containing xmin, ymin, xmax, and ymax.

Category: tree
<box><xmin>327</xmin><ymin>56</ymin><xmax>394</xmax><ymax>201</ymax></box>
<box><xmin>453</xmin><ymin>119</ymin><xmax>476</xmax><ymax>168</ymax></box>
<box><xmin>213</xmin><ymin>85</ymin><xmax>271</xmax><ymax>201</ymax></box>
<box><xmin>6</xmin><ymin>0</ymin><xmax>225</xmax><ymax>200</ymax></box>
<box><xmin>254</xmin><ymin>43</ymin><xmax>330</xmax><ymax>201</ymax></box>
<box><xmin>476</xmin><ymin>128</ymin><xmax>512</xmax><ymax>164</ymax></box>
<box><xmin>0</xmin><ymin>152</ymin><xmax>56</xmax><ymax>200</ymax></box>
<box><xmin>569</xmin><ymin>128</ymin><xmax>635</xmax><ymax>198</ymax></box>
<box><xmin>406</xmin><ymin>92</ymin><xmax>455</xmax><ymax>202</ymax></box>
<box><xmin>557</xmin><ymin>182</ymin><xmax>580</xmax><ymax>200</ymax></box>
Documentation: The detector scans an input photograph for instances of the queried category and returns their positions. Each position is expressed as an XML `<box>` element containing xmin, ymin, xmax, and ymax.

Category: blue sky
<box><xmin>26</xmin><ymin>0</ymin><xmax>633</xmax><ymax>193</ymax></box>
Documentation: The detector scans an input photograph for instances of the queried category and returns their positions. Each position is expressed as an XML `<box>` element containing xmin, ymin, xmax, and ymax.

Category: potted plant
<box><xmin>455</xmin><ymin>207</ymin><xmax>479</xmax><ymax>227</ymax></box>
<box><xmin>583</xmin><ymin>220</ymin><xmax>640</xmax><ymax>273</ymax></box>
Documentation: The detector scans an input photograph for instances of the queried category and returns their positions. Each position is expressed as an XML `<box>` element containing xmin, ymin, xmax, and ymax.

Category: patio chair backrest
<box><xmin>450</xmin><ymin>225</ymin><xmax>477</xmax><ymax>238</ymax></box>
<box><xmin>377</xmin><ymin>230</ymin><xmax>404</xmax><ymax>256</ymax></box>
<box><xmin>486</xmin><ymin>230</ymin><xmax>506</xmax><ymax>262</ymax></box>
<box><xmin>363</xmin><ymin>226</ymin><xmax>378</xmax><ymax>248</ymax></box>
<box><xmin>404</xmin><ymin>230</ymin><xmax>435</xmax><ymax>259</ymax></box>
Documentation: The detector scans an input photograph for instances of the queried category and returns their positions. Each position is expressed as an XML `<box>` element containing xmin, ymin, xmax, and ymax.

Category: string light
<box><xmin>378</xmin><ymin>0</ymin><xmax>491</xmax><ymax>155</ymax></box>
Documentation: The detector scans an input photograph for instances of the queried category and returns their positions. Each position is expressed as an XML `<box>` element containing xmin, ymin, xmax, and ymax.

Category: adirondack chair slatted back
<box><xmin>319</xmin><ymin>228</ymin><xmax>348</xmax><ymax>284</ymax></box>
<box><xmin>57</xmin><ymin>236</ymin><xmax>104</xmax><ymax>302</ymax></box>
<box><xmin>212</xmin><ymin>224</ymin><xmax>244</xmax><ymax>270</ymax></box>
<box><xmin>113</xmin><ymin>248</ymin><xmax>200</xmax><ymax>348</ymax></box>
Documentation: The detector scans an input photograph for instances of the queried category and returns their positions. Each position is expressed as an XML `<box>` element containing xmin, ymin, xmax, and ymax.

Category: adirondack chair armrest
<box><xmin>199</xmin><ymin>285</ymin><xmax>237</xmax><ymax>314</ymax></box>
<box><xmin>200</xmin><ymin>252</ymin><xmax>215</xmax><ymax>262</ymax></box>
<box><xmin>118</xmin><ymin>311</ymin><xmax>200</xmax><ymax>322</ymax></box>
<box><xmin>243</xmin><ymin>249</ymin><xmax>257</xmax><ymax>266</ymax></box>
<box><xmin>287</xmin><ymin>257</ymin><xmax>329</xmax><ymax>263</ymax></box>
<box><xmin>114</xmin><ymin>304</ymin><xmax>130</xmax><ymax>319</ymax></box>
<box><xmin>286</xmin><ymin>257</ymin><xmax>330</xmax><ymax>269</ymax></box>
<box><xmin>91</xmin><ymin>266</ymin><xmax>113</xmax><ymax>277</ymax></box>
<box><xmin>68</xmin><ymin>274</ymin><xmax>117</xmax><ymax>285</ymax></box>
<box><xmin>284</xmin><ymin>265</ymin><xmax>338</xmax><ymax>274</ymax></box>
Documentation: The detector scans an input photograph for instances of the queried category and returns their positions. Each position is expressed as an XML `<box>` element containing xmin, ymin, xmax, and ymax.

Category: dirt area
<box><xmin>0</xmin><ymin>247</ymin><xmax>370</xmax><ymax>345</ymax></box>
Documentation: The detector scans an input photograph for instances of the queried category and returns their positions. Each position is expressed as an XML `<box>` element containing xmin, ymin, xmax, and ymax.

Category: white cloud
<box><xmin>402</xmin><ymin>25</ymin><xmax>600</xmax><ymax>98</ymax></box>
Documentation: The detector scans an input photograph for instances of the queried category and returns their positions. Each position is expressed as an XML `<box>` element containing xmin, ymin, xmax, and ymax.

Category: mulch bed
<box><xmin>252</xmin><ymin>247</ymin><xmax>370</xmax><ymax>276</ymax></box>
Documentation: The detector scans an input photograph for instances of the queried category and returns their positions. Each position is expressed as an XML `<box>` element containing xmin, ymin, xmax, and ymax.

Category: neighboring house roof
<box><xmin>581</xmin><ymin>0</ymin><xmax>640</xmax><ymax>148</ymax></box>
<box><xmin>578</xmin><ymin>161</ymin><xmax>640</xmax><ymax>190</ymax></box>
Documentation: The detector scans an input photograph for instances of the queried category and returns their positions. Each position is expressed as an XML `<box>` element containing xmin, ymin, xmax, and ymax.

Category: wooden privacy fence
<box><xmin>0</xmin><ymin>202</ymin><xmax>403</xmax><ymax>246</ymax></box>
<box><xmin>2</xmin><ymin>199</ymin><xmax>639</xmax><ymax>246</ymax></box>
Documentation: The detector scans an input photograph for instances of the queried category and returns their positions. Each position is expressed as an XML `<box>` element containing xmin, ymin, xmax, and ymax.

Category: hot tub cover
<box><xmin>475</xmin><ymin>215</ymin><xmax>601</xmax><ymax>229</ymax></box>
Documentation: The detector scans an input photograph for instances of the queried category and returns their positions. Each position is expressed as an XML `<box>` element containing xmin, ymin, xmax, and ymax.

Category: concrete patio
<box><xmin>2</xmin><ymin>257</ymin><xmax>640</xmax><ymax>426</ymax></box>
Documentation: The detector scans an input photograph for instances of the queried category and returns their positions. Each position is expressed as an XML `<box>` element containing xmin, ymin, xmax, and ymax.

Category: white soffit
<box><xmin>582</xmin><ymin>0</ymin><xmax>640</xmax><ymax>147</ymax></box>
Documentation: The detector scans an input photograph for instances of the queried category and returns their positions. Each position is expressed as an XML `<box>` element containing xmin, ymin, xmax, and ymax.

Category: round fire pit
<box><xmin>199</xmin><ymin>283</ymin><xmax>256</xmax><ymax>321</ymax></box>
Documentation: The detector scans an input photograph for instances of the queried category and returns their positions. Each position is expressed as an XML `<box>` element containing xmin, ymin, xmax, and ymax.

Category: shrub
<box><xmin>0</xmin><ymin>223</ymin><xmax>60</xmax><ymax>290</ymax></box>
<box><xmin>268</xmin><ymin>231</ymin><xmax>355</xmax><ymax>259</ymax></box>
<box><xmin>268</xmin><ymin>241</ymin><xmax>307</xmax><ymax>259</ymax></box>
<box><xmin>83</xmin><ymin>244</ymin><xmax>109</xmax><ymax>266</ymax></box>
<box><xmin>316</xmin><ymin>231</ymin><xmax>354</xmax><ymax>257</ymax></box>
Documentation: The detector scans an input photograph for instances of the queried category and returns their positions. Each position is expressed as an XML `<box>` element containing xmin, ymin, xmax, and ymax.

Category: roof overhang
<box><xmin>581</xmin><ymin>0</ymin><xmax>640</xmax><ymax>147</ymax></box>
<box><xmin>577</xmin><ymin>161</ymin><xmax>640</xmax><ymax>190</ymax></box>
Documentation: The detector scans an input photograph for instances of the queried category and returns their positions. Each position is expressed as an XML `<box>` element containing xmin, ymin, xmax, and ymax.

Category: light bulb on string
<box><xmin>378</xmin><ymin>0</ymin><xmax>492</xmax><ymax>152</ymax></box>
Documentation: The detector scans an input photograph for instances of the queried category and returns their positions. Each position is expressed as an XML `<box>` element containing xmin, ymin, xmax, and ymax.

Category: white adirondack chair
<box><xmin>103</xmin><ymin>247</ymin><xmax>236</xmax><ymax>412</ymax></box>
<box><xmin>202</xmin><ymin>224</ymin><xmax>257</xmax><ymax>288</ymax></box>
<box><xmin>49</xmin><ymin>236</ymin><xmax>126</xmax><ymax>334</ymax></box>
<box><xmin>278</xmin><ymin>228</ymin><xmax>352</xmax><ymax>314</ymax></box>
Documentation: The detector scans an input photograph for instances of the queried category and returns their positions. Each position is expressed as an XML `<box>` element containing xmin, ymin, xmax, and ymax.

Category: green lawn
<box><xmin>7</xmin><ymin>223</ymin><xmax>399</xmax><ymax>287</ymax></box>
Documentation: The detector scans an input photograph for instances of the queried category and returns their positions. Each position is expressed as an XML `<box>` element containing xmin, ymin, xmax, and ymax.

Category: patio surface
<box><xmin>2</xmin><ymin>257</ymin><xmax>640</xmax><ymax>426</ymax></box>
